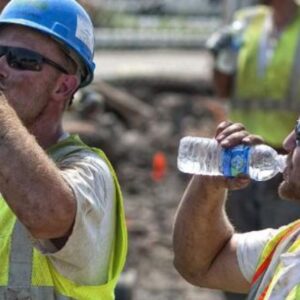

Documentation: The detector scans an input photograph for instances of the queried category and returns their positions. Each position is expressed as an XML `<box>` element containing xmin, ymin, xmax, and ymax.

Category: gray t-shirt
<box><xmin>236</xmin><ymin>228</ymin><xmax>278</xmax><ymax>282</ymax></box>
<box><xmin>33</xmin><ymin>148</ymin><xmax>116</xmax><ymax>285</ymax></box>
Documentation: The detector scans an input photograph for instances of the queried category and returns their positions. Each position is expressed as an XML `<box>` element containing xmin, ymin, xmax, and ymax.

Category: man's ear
<box><xmin>53</xmin><ymin>75</ymin><xmax>79</xmax><ymax>101</ymax></box>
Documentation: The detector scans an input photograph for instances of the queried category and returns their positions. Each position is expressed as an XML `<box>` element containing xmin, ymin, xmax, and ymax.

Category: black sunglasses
<box><xmin>295</xmin><ymin>120</ymin><xmax>300</xmax><ymax>146</ymax></box>
<box><xmin>0</xmin><ymin>45</ymin><xmax>69</xmax><ymax>74</ymax></box>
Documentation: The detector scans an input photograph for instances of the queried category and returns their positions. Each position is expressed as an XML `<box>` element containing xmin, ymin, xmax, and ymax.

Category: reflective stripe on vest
<box><xmin>5</xmin><ymin>221</ymin><xmax>70</xmax><ymax>299</ymax></box>
<box><xmin>247</xmin><ymin>221</ymin><xmax>300</xmax><ymax>300</ymax></box>
<box><xmin>2</xmin><ymin>287</ymin><xmax>69</xmax><ymax>299</ymax></box>
<box><xmin>231</xmin><ymin>97</ymin><xmax>300</xmax><ymax>111</ymax></box>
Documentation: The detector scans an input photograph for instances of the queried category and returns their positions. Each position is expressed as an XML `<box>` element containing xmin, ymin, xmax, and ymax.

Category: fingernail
<box><xmin>221</xmin><ymin>140</ymin><xmax>229</xmax><ymax>146</ymax></box>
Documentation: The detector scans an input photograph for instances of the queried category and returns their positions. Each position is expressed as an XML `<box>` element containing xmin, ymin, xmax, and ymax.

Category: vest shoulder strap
<box><xmin>234</xmin><ymin>5</ymin><xmax>270</xmax><ymax>23</ymax></box>
<box><xmin>247</xmin><ymin>220</ymin><xmax>300</xmax><ymax>299</ymax></box>
<box><xmin>47</xmin><ymin>134</ymin><xmax>91</xmax><ymax>161</ymax></box>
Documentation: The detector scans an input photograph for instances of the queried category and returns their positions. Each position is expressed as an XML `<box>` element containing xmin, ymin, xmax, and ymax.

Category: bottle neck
<box><xmin>276</xmin><ymin>154</ymin><xmax>287</xmax><ymax>173</ymax></box>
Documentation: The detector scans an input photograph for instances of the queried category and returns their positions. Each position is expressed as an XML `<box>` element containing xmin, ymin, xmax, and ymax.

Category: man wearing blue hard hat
<box><xmin>0</xmin><ymin>0</ymin><xmax>127</xmax><ymax>299</ymax></box>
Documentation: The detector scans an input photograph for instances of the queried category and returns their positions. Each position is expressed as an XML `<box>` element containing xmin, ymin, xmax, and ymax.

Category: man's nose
<box><xmin>283</xmin><ymin>131</ymin><xmax>297</xmax><ymax>153</ymax></box>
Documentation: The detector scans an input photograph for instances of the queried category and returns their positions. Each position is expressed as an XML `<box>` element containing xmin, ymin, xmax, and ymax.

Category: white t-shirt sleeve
<box><xmin>236</xmin><ymin>228</ymin><xmax>278</xmax><ymax>282</ymax></box>
<box><xmin>32</xmin><ymin>150</ymin><xmax>116</xmax><ymax>285</ymax></box>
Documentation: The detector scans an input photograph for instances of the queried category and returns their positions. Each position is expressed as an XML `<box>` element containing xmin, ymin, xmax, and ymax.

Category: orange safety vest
<box><xmin>247</xmin><ymin>220</ymin><xmax>300</xmax><ymax>299</ymax></box>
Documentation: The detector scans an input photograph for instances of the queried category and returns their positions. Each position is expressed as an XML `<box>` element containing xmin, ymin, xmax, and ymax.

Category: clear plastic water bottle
<box><xmin>177</xmin><ymin>136</ymin><xmax>287</xmax><ymax>181</ymax></box>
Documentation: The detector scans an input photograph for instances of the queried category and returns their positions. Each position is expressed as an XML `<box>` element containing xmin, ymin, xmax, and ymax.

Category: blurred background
<box><xmin>63</xmin><ymin>1</ymin><xmax>253</xmax><ymax>299</ymax></box>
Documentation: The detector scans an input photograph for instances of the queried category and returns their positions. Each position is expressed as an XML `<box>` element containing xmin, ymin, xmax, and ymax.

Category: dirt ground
<box><xmin>122</xmin><ymin>172</ymin><xmax>226</xmax><ymax>300</ymax></box>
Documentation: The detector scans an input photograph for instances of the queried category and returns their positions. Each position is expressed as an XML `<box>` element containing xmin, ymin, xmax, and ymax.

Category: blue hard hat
<box><xmin>0</xmin><ymin>0</ymin><xmax>96</xmax><ymax>87</ymax></box>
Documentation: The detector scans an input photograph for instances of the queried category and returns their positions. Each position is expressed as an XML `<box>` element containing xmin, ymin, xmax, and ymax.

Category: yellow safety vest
<box><xmin>0</xmin><ymin>135</ymin><xmax>128</xmax><ymax>299</ymax></box>
<box><xmin>231</xmin><ymin>5</ymin><xmax>300</xmax><ymax>147</ymax></box>
<box><xmin>247</xmin><ymin>220</ymin><xmax>300</xmax><ymax>300</ymax></box>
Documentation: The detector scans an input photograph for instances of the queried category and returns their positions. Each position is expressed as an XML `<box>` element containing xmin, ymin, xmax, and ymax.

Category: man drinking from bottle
<box><xmin>173</xmin><ymin>120</ymin><xmax>300</xmax><ymax>299</ymax></box>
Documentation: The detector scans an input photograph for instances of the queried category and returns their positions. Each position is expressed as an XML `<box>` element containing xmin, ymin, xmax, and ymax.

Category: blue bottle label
<box><xmin>221</xmin><ymin>145</ymin><xmax>250</xmax><ymax>177</ymax></box>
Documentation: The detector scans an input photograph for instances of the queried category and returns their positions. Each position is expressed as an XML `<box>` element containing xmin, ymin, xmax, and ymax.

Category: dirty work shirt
<box><xmin>31</xmin><ymin>145</ymin><xmax>116</xmax><ymax>285</ymax></box>
<box><xmin>236</xmin><ymin>229</ymin><xmax>278</xmax><ymax>282</ymax></box>
<box><xmin>236</xmin><ymin>226</ymin><xmax>300</xmax><ymax>298</ymax></box>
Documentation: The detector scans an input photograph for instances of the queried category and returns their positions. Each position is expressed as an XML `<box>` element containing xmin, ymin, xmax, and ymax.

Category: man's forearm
<box><xmin>173</xmin><ymin>175</ymin><xmax>234</xmax><ymax>285</ymax></box>
<box><xmin>0</xmin><ymin>98</ymin><xmax>76</xmax><ymax>239</ymax></box>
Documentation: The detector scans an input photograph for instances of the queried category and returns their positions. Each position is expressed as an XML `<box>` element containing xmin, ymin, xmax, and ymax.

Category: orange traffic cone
<box><xmin>151</xmin><ymin>151</ymin><xmax>167</xmax><ymax>182</ymax></box>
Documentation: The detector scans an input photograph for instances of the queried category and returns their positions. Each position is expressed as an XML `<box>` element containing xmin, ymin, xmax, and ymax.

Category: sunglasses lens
<box><xmin>0</xmin><ymin>46</ymin><xmax>7</xmax><ymax>57</ymax></box>
<box><xmin>7</xmin><ymin>48</ymin><xmax>42</xmax><ymax>71</ymax></box>
<box><xmin>0</xmin><ymin>46</ymin><xmax>68</xmax><ymax>74</ymax></box>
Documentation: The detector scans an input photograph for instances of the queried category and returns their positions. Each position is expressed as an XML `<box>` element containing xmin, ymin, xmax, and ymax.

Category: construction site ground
<box><xmin>63</xmin><ymin>49</ymin><xmax>240</xmax><ymax>300</ymax></box>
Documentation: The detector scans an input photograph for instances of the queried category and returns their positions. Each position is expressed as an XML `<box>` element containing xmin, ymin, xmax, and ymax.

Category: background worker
<box><xmin>207</xmin><ymin>0</ymin><xmax>300</xmax><ymax>232</ymax></box>
<box><xmin>173</xmin><ymin>120</ymin><xmax>300</xmax><ymax>299</ymax></box>
<box><xmin>0</xmin><ymin>0</ymin><xmax>127</xmax><ymax>299</ymax></box>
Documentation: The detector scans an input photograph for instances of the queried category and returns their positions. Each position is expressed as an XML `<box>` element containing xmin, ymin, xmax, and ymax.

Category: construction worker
<box><xmin>207</xmin><ymin>0</ymin><xmax>300</xmax><ymax>235</ymax></box>
<box><xmin>0</xmin><ymin>0</ymin><xmax>127</xmax><ymax>299</ymax></box>
<box><xmin>173</xmin><ymin>119</ymin><xmax>300</xmax><ymax>299</ymax></box>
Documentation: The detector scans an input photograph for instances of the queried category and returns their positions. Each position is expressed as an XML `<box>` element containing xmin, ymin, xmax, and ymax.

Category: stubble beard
<box><xmin>21</xmin><ymin>75</ymin><xmax>58</xmax><ymax>128</ymax></box>
<box><xmin>278</xmin><ymin>180</ymin><xmax>300</xmax><ymax>202</ymax></box>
